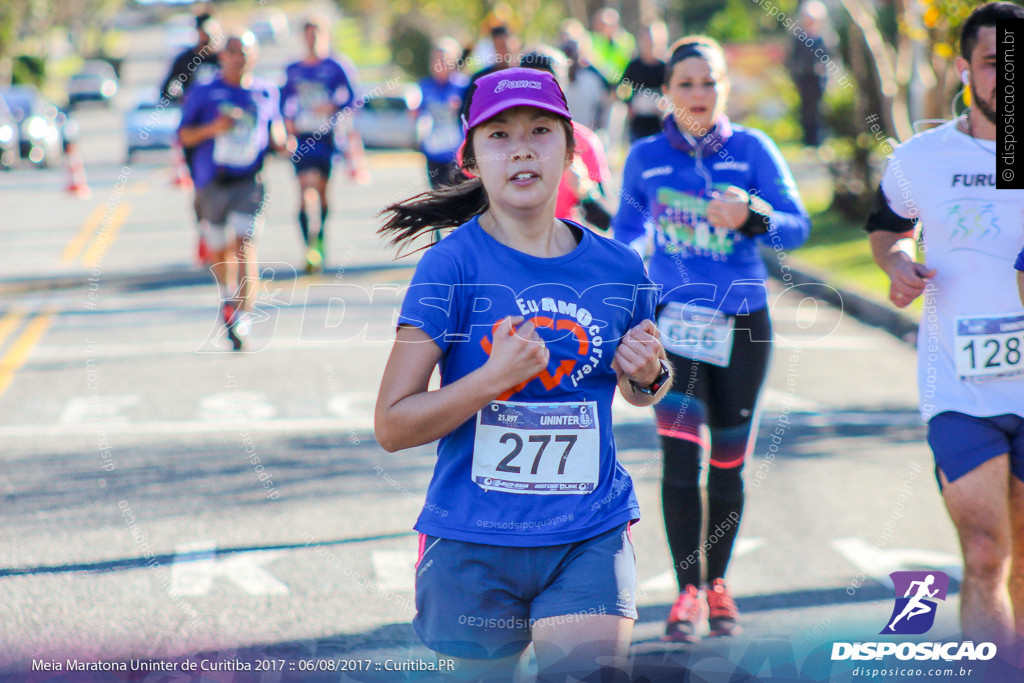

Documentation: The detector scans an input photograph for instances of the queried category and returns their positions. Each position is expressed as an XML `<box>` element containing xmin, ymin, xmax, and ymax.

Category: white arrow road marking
<box><xmin>198</xmin><ymin>392</ymin><xmax>276</xmax><ymax>421</ymax></box>
<box><xmin>59</xmin><ymin>395</ymin><xmax>139</xmax><ymax>424</ymax></box>
<box><xmin>831</xmin><ymin>537</ymin><xmax>962</xmax><ymax>588</ymax></box>
<box><xmin>760</xmin><ymin>388</ymin><xmax>826</xmax><ymax>412</ymax></box>
<box><xmin>170</xmin><ymin>541</ymin><xmax>288</xmax><ymax>596</ymax></box>
<box><xmin>611</xmin><ymin>392</ymin><xmax>653</xmax><ymax>424</ymax></box>
<box><xmin>371</xmin><ymin>550</ymin><xmax>419</xmax><ymax>592</ymax></box>
<box><xmin>325</xmin><ymin>393</ymin><xmax>377</xmax><ymax>429</ymax></box>
<box><xmin>775</xmin><ymin>335</ymin><xmax>886</xmax><ymax>350</ymax></box>
<box><xmin>638</xmin><ymin>538</ymin><xmax>765</xmax><ymax>594</ymax></box>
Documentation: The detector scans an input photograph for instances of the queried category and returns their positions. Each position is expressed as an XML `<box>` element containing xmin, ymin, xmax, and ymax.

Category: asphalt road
<box><xmin>0</xmin><ymin>11</ymin><xmax>985</xmax><ymax>683</ymax></box>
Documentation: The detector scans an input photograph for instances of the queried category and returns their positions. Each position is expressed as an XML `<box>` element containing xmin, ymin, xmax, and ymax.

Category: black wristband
<box><xmin>736</xmin><ymin>193</ymin><xmax>772</xmax><ymax>237</ymax></box>
<box><xmin>629</xmin><ymin>358</ymin><xmax>671</xmax><ymax>395</ymax></box>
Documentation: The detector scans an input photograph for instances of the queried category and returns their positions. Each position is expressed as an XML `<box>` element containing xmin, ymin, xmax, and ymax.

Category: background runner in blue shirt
<box><xmin>416</xmin><ymin>37</ymin><xmax>469</xmax><ymax>189</ymax></box>
<box><xmin>376</xmin><ymin>67</ymin><xmax>671</xmax><ymax>680</ymax></box>
<box><xmin>613</xmin><ymin>35</ymin><xmax>810</xmax><ymax>644</ymax></box>
<box><xmin>178</xmin><ymin>32</ymin><xmax>284</xmax><ymax>350</ymax></box>
<box><xmin>280</xmin><ymin>15</ymin><xmax>357</xmax><ymax>273</ymax></box>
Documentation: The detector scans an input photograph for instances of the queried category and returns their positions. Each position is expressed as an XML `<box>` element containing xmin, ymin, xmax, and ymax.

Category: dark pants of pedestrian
<box><xmin>798</xmin><ymin>83</ymin><xmax>825</xmax><ymax>147</ymax></box>
<box><xmin>654</xmin><ymin>307</ymin><xmax>772</xmax><ymax>590</ymax></box>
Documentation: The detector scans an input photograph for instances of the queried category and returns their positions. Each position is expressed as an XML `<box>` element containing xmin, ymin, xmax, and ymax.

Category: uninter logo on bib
<box><xmin>494</xmin><ymin>79</ymin><xmax>543</xmax><ymax>93</ymax></box>
<box><xmin>881</xmin><ymin>571</ymin><xmax>949</xmax><ymax>635</ymax></box>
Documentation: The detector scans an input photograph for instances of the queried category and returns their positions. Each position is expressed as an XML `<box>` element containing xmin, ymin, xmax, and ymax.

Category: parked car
<box><xmin>353</xmin><ymin>83</ymin><xmax>421</xmax><ymax>149</ymax></box>
<box><xmin>0</xmin><ymin>95</ymin><xmax>18</xmax><ymax>170</ymax></box>
<box><xmin>249</xmin><ymin>9</ymin><xmax>288</xmax><ymax>45</ymax></box>
<box><xmin>67</xmin><ymin>60</ymin><xmax>119</xmax><ymax>109</ymax></box>
<box><xmin>124</xmin><ymin>88</ymin><xmax>181</xmax><ymax>162</ymax></box>
<box><xmin>0</xmin><ymin>86</ymin><xmax>64</xmax><ymax>168</ymax></box>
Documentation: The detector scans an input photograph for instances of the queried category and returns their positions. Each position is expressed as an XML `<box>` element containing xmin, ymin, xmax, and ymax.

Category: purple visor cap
<box><xmin>462</xmin><ymin>67</ymin><xmax>572</xmax><ymax>132</ymax></box>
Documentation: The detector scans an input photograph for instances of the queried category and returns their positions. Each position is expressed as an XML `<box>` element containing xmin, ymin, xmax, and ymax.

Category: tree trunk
<box><xmin>838</xmin><ymin>0</ymin><xmax>914</xmax><ymax>141</ymax></box>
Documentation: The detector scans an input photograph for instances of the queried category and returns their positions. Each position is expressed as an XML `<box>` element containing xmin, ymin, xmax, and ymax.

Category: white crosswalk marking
<box><xmin>198</xmin><ymin>392</ymin><xmax>276</xmax><ymax>421</ymax></box>
<box><xmin>59</xmin><ymin>395</ymin><xmax>139</xmax><ymax>424</ymax></box>
<box><xmin>170</xmin><ymin>541</ymin><xmax>289</xmax><ymax>596</ymax></box>
<box><xmin>778</xmin><ymin>335</ymin><xmax>886</xmax><ymax>350</ymax></box>
<box><xmin>637</xmin><ymin>538</ymin><xmax>765</xmax><ymax>595</ymax></box>
<box><xmin>760</xmin><ymin>388</ymin><xmax>826</xmax><ymax>412</ymax></box>
<box><xmin>830</xmin><ymin>537</ymin><xmax>962</xmax><ymax>588</ymax></box>
<box><xmin>325</xmin><ymin>392</ymin><xmax>377</xmax><ymax>428</ymax></box>
<box><xmin>371</xmin><ymin>550</ymin><xmax>419</xmax><ymax>592</ymax></box>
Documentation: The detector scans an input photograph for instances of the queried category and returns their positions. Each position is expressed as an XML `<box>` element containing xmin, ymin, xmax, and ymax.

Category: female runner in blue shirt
<box><xmin>376</xmin><ymin>67</ymin><xmax>672</xmax><ymax>681</ymax></box>
<box><xmin>614</xmin><ymin>36</ymin><xmax>810</xmax><ymax>643</ymax></box>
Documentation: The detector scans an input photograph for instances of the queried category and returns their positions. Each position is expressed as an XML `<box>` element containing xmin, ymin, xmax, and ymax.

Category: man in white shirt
<box><xmin>866</xmin><ymin>2</ymin><xmax>1024</xmax><ymax>647</ymax></box>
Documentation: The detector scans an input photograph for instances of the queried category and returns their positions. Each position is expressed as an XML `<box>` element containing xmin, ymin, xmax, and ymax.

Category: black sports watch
<box><xmin>629</xmin><ymin>358</ymin><xmax>671</xmax><ymax>396</ymax></box>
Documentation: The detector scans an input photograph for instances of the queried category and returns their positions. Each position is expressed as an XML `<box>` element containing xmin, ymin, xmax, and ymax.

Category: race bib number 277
<box><xmin>472</xmin><ymin>401</ymin><xmax>599</xmax><ymax>494</ymax></box>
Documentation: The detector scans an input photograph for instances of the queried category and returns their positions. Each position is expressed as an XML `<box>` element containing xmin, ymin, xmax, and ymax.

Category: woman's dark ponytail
<box><xmin>378</xmin><ymin>175</ymin><xmax>489</xmax><ymax>251</ymax></box>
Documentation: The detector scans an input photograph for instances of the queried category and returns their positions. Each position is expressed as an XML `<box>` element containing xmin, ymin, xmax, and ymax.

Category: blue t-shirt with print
<box><xmin>280</xmin><ymin>57</ymin><xmax>356</xmax><ymax>160</ymax></box>
<box><xmin>613</xmin><ymin>124</ymin><xmax>810</xmax><ymax>315</ymax></box>
<box><xmin>397</xmin><ymin>218</ymin><xmax>658</xmax><ymax>546</ymax></box>
<box><xmin>416</xmin><ymin>74</ymin><xmax>468</xmax><ymax>163</ymax></box>
<box><xmin>178</xmin><ymin>76</ymin><xmax>281</xmax><ymax>189</ymax></box>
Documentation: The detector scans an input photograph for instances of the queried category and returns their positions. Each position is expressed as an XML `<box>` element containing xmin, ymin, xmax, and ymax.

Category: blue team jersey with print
<box><xmin>280</xmin><ymin>57</ymin><xmax>356</xmax><ymax>158</ymax></box>
<box><xmin>397</xmin><ymin>218</ymin><xmax>659</xmax><ymax>546</ymax></box>
<box><xmin>416</xmin><ymin>74</ymin><xmax>469</xmax><ymax>163</ymax></box>
<box><xmin>613</xmin><ymin>124</ymin><xmax>810</xmax><ymax>315</ymax></box>
<box><xmin>178</xmin><ymin>76</ymin><xmax>281</xmax><ymax>189</ymax></box>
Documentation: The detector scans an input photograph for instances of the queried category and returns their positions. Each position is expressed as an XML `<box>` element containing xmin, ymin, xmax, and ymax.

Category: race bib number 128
<box><xmin>472</xmin><ymin>401</ymin><xmax>599</xmax><ymax>494</ymax></box>
<box><xmin>955</xmin><ymin>313</ymin><xmax>1024</xmax><ymax>382</ymax></box>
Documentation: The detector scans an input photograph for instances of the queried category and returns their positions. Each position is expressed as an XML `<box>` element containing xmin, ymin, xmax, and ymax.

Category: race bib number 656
<box><xmin>472</xmin><ymin>401</ymin><xmax>599</xmax><ymax>494</ymax></box>
<box><xmin>657</xmin><ymin>301</ymin><xmax>734</xmax><ymax>367</ymax></box>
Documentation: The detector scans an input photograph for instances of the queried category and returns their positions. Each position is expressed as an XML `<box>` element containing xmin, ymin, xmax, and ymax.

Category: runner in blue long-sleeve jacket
<box><xmin>613</xmin><ymin>34</ymin><xmax>810</xmax><ymax>643</ymax></box>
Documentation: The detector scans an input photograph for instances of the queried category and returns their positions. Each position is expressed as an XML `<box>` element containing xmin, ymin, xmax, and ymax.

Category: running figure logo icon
<box><xmin>880</xmin><ymin>571</ymin><xmax>950</xmax><ymax>635</ymax></box>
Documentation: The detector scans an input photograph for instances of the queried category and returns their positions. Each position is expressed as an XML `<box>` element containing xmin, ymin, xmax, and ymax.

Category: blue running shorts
<box><xmin>927</xmin><ymin>411</ymin><xmax>1024</xmax><ymax>486</ymax></box>
<box><xmin>413</xmin><ymin>522</ymin><xmax>637</xmax><ymax>660</ymax></box>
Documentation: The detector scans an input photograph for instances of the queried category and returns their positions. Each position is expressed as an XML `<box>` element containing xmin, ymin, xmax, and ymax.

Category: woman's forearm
<box><xmin>376</xmin><ymin>365</ymin><xmax>504</xmax><ymax>452</ymax></box>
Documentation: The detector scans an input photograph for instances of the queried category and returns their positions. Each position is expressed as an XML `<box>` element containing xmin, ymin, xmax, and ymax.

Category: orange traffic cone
<box><xmin>63</xmin><ymin>142</ymin><xmax>91</xmax><ymax>199</ymax></box>
<box><xmin>170</xmin><ymin>140</ymin><xmax>193</xmax><ymax>189</ymax></box>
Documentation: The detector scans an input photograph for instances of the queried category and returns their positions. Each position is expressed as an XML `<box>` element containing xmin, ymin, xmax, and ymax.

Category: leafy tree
<box><xmin>0</xmin><ymin>0</ymin><xmax>31</xmax><ymax>86</ymax></box>
<box><xmin>826</xmin><ymin>0</ymin><xmax>975</xmax><ymax>216</ymax></box>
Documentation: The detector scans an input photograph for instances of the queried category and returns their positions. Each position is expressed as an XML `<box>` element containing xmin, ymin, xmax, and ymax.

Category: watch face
<box><xmin>651</xmin><ymin>360</ymin><xmax>670</xmax><ymax>391</ymax></box>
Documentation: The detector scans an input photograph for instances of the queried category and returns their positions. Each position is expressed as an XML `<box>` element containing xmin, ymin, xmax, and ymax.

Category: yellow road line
<box><xmin>82</xmin><ymin>203</ymin><xmax>132</xmax><ymax>268</ymax></box>
<box><xmin>366</xmin><ymin>152</ymin><xmax>422</xmax><ymax>170</ymax></box>
<box><xmin>0</xmin><ymin>309</ymin><xmax>28</xmax><ymax>351</ymax></box>
<box><xmin>61</xmin><ymin>204</ymin><xmax>106</xmax><ymax>264</ymax></box>
<box><xmin>0</xmin><ymin>311</ymin><xmax>55</xmax><ymax>399</ymax></box>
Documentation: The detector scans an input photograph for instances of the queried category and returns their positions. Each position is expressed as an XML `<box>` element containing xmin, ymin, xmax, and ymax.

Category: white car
<box><xmin>125</xmin><ymin>89</ymin><xmax>181</xmax><ymax>162</ymax></box>
<box><xmin>353</xmin><ymin>83</ymin><xmax>421</xmax><ymax>149</ymax></box>
<box><xmin>67</xmin><ymin>60</ymin><xmax>118</xmax><ymax>109</ymax></box>
<box><xmin>0</xmin><ymin>86</ymin><xmax>64</xmax><ymax>168</ymax></box>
